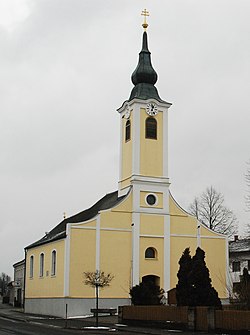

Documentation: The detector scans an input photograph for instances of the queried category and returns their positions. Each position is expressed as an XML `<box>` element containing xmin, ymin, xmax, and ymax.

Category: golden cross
<box><xmin>141</xmin><ymin>9</ymin><xmax>149</xmax><ymax>31</ymax></box>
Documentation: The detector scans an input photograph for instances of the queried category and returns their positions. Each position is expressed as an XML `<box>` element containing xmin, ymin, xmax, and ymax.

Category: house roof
<box><xmin>229</xmin><ymin>238</ymin><xmax>250</xmax><ymax>253</ymax></box>
<box><xmin>13</xmin><ymin>259</ymin><xmax>25</xmax><ymax>268</ymax></box>
<box><xmin>25</xmin><ymin>189</ymin><xmax>128</xmax><ymax>250</ymax></box>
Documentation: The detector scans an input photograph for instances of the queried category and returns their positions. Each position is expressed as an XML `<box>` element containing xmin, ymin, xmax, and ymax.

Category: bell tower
<box><xmin>117</xmin><ymin>12</ymin><xmax>172</xmax><ymax>197</ymax></box>
<box><xmin>117</xmin><ymin>12</ymin><xmax>172</xmax><ymax>288</ymax></box>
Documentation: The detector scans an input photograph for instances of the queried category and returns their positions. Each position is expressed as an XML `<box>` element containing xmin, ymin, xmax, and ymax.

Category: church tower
<box><xmin>118</xmin><ymin>23</ymin><xmax>171</xmax><ymax>197</ymax></box>
<box><xmin>117</xmin><ymin>12</ymin><xmax>172</xmax><ymax>288</ymax></box>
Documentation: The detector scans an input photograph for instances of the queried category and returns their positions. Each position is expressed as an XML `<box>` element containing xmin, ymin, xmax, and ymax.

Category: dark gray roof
<box><xmin>26</xmin><ymin>190</ymin><xmax>128</xmax><ymax>250</ymax></box>
<box><xmin>229</xmin><ymin>238</ymin><xmax>250</xmax><ymax>253</ymax></box>
<box><xmin>129</xmin><ymin>31</ymin><xmax>166</xmax><ymax>103</ymax></box>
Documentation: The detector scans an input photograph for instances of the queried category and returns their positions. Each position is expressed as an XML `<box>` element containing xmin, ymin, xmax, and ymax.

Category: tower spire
<box><xmin>129</xmin><ymin>10</ymin><xmax>165</xmax><ymax>103</ymax></box>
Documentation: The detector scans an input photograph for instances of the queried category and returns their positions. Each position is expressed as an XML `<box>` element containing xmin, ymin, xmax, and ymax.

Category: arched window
<box><xmin>51</xmin><ymin>250</ymin><xmax>56</xmax><ymax>276</ymax></box>
<box><xmin>30</xmin><ymin>255</ymin><xmax>34</xmax><ymax>278</ymax></box>
<box><xmin>145</xmin><ymin>247</ymin><xmax>157</xmax><ymax>259</ymax></box>
<box><xmin>145</xmin><ymin>117</ymin><xmax>157</xmax><ymax>139</ymax></box>
<box><xmin>40</xmin><ymin>253</ymin><xmax>44</xmax><ymax>277</ymax></box>
<box><xmin>125</xmin><ymin>120</ymin><xmax>131</xmax><ymax>142</ymax></box>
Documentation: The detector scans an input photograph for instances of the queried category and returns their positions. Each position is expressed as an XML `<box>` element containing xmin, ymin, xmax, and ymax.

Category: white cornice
<box><xmin>117</xmin><ymin>98</ymin><xmax>172</xmax><ymax>114</ymax></box>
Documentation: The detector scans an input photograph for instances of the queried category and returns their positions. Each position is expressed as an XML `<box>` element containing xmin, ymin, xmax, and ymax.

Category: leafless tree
<box><xmin>189</xmin><ymin>186</ymin><xmax>238</xmax><ymax>238</ymax></box>
<box><xmin>245</xmin><ymin>162</ymin><xmax>250</xmax><ymax>212</ymax></box>
<box><xmin>83</xmin><ymin>270</ymin><xmax>114</xmax><ymax>327</ymax></box>
<box><xmin>0</xmin><ymin>273</ymin><xmax>11</xmax><ymax>296</ymax></box>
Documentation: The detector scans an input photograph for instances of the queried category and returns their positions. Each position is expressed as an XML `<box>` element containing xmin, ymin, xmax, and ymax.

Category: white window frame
<box><xmin>39</xmin><ymin>253</ymin><xmax>44</xmax><ymax>277</ymax></box>
<box><xmin>51</xmin><ymin>250</ymin><xmax>57</xmax><ymax>276</ymax></box>
<box><xmin>30</xmin><ymin>255</ymin><xmax>34</xmax><ymax>278</ymax></box>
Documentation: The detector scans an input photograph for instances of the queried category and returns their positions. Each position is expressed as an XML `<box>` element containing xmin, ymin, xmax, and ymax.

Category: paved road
<box><xmin>0</xmin><ymin>315</ymin><xmax>215</xmax><ymax>335</ymax></box>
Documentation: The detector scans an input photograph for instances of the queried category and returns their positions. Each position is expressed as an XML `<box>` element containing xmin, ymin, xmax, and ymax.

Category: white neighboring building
<box><xmin>13</xmin><ymin>259</ymin><xmax>25</xmax><ymax>307</ymax></box>
<box><xmin>229</xmin><ymin>236</ymin><xmax>250</xmax><ymax>290</ymax></box>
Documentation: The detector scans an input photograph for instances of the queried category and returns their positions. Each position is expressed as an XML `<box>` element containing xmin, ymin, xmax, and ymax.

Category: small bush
<box><xmin>130</xmin><ymin>281</ymin><xmax>164</xmax><ymax>305</ymax></box>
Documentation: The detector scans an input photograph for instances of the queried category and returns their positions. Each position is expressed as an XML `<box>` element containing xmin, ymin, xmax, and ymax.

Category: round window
<box><xmin>146</xmin><ymin>194</ymin><xmax>157</xmax><ymax>206</ymax></box>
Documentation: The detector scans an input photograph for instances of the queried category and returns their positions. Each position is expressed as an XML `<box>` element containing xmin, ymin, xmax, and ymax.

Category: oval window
<box><xmin>146</xmin><ymin>194</ymin><xmax>157</xmax><ymax>206</ymax></box>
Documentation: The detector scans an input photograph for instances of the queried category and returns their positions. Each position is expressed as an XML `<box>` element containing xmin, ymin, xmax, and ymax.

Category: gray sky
<box><xmin>1</xmin><ymin>0</ymin><xmax>250</xmax><ymax>277</ymax></box>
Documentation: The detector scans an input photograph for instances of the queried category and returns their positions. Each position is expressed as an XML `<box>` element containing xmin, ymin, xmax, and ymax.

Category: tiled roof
<box><xmin>26</xmin><ymin>189</ymin><xmax>128</xmax><ymax>249</ymax></box>
<box><xmin>229</xmin><ymin>238</ymin><xmax>250</xmax><ymax>253</ymax></box>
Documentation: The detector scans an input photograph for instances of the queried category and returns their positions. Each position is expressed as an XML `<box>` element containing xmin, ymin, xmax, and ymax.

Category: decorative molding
<box><xmin>132</xmin><ymin>213</ymin><xmax>140</xmax><ymax>286</ymax></box>
<box><xmin>64</xmin><ymin>224</ymin><xmax>71</xmax><ymax>296</ymax></box>
<box><xmin>171</xmin><ymin>233</ymin><xmax>226</xmax><ymax>239</ymax></box>
<box><xmin>164</xmin><ymin>213</ymin><xmax>171</xmax><ymax>294</ymax></box>
<box><xmin>96</xmin><ymin>215</ymin><xmax>101</xmax><ymax>271</ymax></box>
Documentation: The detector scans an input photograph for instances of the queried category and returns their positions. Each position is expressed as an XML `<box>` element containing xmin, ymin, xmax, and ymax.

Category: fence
<box><xmin>119</xmin><ymin>305</ymin><xmax>250</xmax><ymax>332</ymax></box>
<box><xmin>215</xmin><ymin>310</ymin><xmax>250</xmax><ymax>331</ymax></box>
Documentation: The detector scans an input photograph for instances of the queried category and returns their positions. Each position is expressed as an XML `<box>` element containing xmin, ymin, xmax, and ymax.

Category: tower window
<box><xmin>125</xmin><ymin>120</ymin><xmax>131</xmax><ymax>142</ymax></box>
<box><xmin>145</xmin><ymin>247</ymin><xmax>157</xmax><ymax>259</ymax></box>
<box><xmin>145</xmin><ymin>117</ymin><xmax>157</xmax><ymax>139</ymax></box>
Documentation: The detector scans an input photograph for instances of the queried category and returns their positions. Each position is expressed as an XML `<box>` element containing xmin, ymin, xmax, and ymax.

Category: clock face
<box><xmin>146</xmin><ymin>102</ymin><xmax>158</xmax><ymax>116</ymax></box>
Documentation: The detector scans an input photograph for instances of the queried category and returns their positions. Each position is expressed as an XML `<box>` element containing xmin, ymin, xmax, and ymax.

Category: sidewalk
<box><xmin>0</xmin><ymin>303</ymin><xmax>185</xmax><ymax>334</ymax></box>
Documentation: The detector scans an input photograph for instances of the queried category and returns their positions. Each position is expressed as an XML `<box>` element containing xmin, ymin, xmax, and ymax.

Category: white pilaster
<box><xmin>162</xmin><ymin>108</ymin><xmax>169</xmax><ymax>178</ymax></box>
<box><xmin>132</xmin><ymin>212</ymin><xmax>140</xmax><ymax>286</ymax></box>
<box><xmin>96</xmin><ymin>215</ymin><xmax>101</xmax><ymax>271</ymax></box>
<box><xmin>64</xmin><ymin>224</ymin><xmax>71</xmax><ymax>296</ymax></box>
<box><xmin>163</xmin><ymin>200</ymin><xmax>171</xmax><ymax>294</ymax></box>
<box><xmin>132</xmin><ymin>104</ymin><xmax>140</xmax><ymax>176</ymax></box>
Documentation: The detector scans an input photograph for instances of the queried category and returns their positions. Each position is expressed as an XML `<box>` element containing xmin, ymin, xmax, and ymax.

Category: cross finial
<box><xmin>141</xmin><ymin>9</ymin><xmax>149</xmax><ymax>31</ymax></box>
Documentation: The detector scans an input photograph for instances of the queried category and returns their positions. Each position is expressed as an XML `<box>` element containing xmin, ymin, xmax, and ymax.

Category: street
<box><xmin>0</xmin><ymin>315</ymin><xmax>218</xmax><ymax>335</ymax></box>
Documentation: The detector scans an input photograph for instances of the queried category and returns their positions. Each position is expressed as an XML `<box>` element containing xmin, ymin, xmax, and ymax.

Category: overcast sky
<box><xmin>1</xmin><ymin>0</ymin><xmax>250</xmax><ymax>277</ymax></box>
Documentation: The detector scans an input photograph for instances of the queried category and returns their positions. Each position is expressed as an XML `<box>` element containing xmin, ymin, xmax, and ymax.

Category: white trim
<box><xmin>117</xmin><ymin>98</ymin><xmax>172</xmax><ymax>113</ymax></box>
<box><xmin>71</xmin><ymin>226</ymin><xmax>96</xmax><ymax>230</ymax></box>
<box><xmin>197</xmin><ymin>225</ymin><xmax>201</xmax><ymax>247</ymax></box>
<box><xmin>64</xmin><ymin>224</ymin><xmax>71</xmax><ymax>296</ymax></box>
<box><xmin>100</xmin><ymin>227</ymin><xmax>132</xmax><ymax>232</ymax></box>
<box><xmin>29</xmin><ymin>254</ymin><xmax>34</xmax><ymax>279</ymax></box>
<box><xmin>96</xmin><ymin>215</ymin><xmax>100</xmax><ymax>271</ymax></box>
<box><xmin>132</xmin><ymin>212</ymin><xmax>140</xmax><ymax>286</ymax></box>
<box><xmin>131</xmin><ymin>175</ymin><xmax>170</xmax><ymax>185</ymax></box>
<box><xmin>171</xmin><ymin>233</ymin><xmax>226</xmax><ymax>239</ymax></box>
<box><xmin>119</xmin><ymin>112</ymin><xmax>123</xmax><ymax>187</ymax></box>
<box><xmin>132</xmin><ymin>105</ymin><xmax>140</xmax><ymax>175</ymax></box>
<box><xmin>145</xmin><ymin>193</ymin><xmax>158</xmax><ymax>207</ymax></box>
<box><xmin>71</xmin><ymin>226</ymin><xmax>132</xmax><ymax>233</ymax></box>
<box><xmin>51</xmin><ymin>249</ymin><xmax>57</xmax><ymax>277</ymax></box>
<box><xmin>39</xmin><ymin>252</ymin><xmax>45</xmax><ymax>278</ymax></box>
<box><xmin>162</xmin><ymin>107</ymin><xmax>169</xmax><ymax>178</ymax></box>
<box><xmin>164</xmin><ymin>213</ymin><xmax>171</xmax><ymax>294</ymax></box>
<box><xmin>140</xmin><ymin>234</ymin><xmax>164</xmax><ymax>238</ymax></box>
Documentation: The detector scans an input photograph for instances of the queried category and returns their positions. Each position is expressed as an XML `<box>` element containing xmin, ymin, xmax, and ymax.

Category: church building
<box><xmin>24</xmin><ymin>15</ymin><xmax>229</xmax><ymax>317</ymax></box>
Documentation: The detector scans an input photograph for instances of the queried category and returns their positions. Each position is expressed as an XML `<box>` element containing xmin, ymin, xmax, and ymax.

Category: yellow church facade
<box><xmin>24</xmin><ymin>22</ymin><xmax>228</xmax><ymax>317</ymax></box>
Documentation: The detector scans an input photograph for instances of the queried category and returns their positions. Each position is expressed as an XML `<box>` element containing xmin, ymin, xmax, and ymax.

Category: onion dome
<box><xmin>129</xmin><ymin>31</ymin><xmax>164</xmax><ymax>102</ymax></box>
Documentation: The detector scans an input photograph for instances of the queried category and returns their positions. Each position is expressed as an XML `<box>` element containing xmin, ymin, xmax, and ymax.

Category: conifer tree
<box><xmin>189</xmin><ymin>247</ymin><xmax>221</xmax><ymax>307</ymax></box>
<box><xmin>176</xmin><ymin>247</ymin><xmax>221</xmax><ymax>308</ymax></box>
<box><xmin>235</xmin><ymin>267</ymin><xmax>250</xmax><ymax>309</ymax></box>
<box><xmin>176</xmin><ymin>248</ymin><xmax>192</xmax><ymax>306</ymax></box>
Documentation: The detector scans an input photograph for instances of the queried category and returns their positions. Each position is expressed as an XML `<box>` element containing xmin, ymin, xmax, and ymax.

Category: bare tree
<box><xmin>245</xmin><ymin>162</ymin><xmax>250</xmax><ymax>212</ymax></box>
<box><xmin>0</xmin><ymin>273</ymin><xmax>11</xmax><ymax>296</ymax></box>
<box><xmin>83</xmin><ymin>270</ymin><xmax>114</xmax><ymax>328</ymax></box>
<box><xmin>243</xmin><ymin>223</ymin><xmax>250</xmax><ymax>238</ymax></box>
<box><xmin>189</xmin><ymin>186</ymin><xmax>238</xmax><ymax>237</ymax></box>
